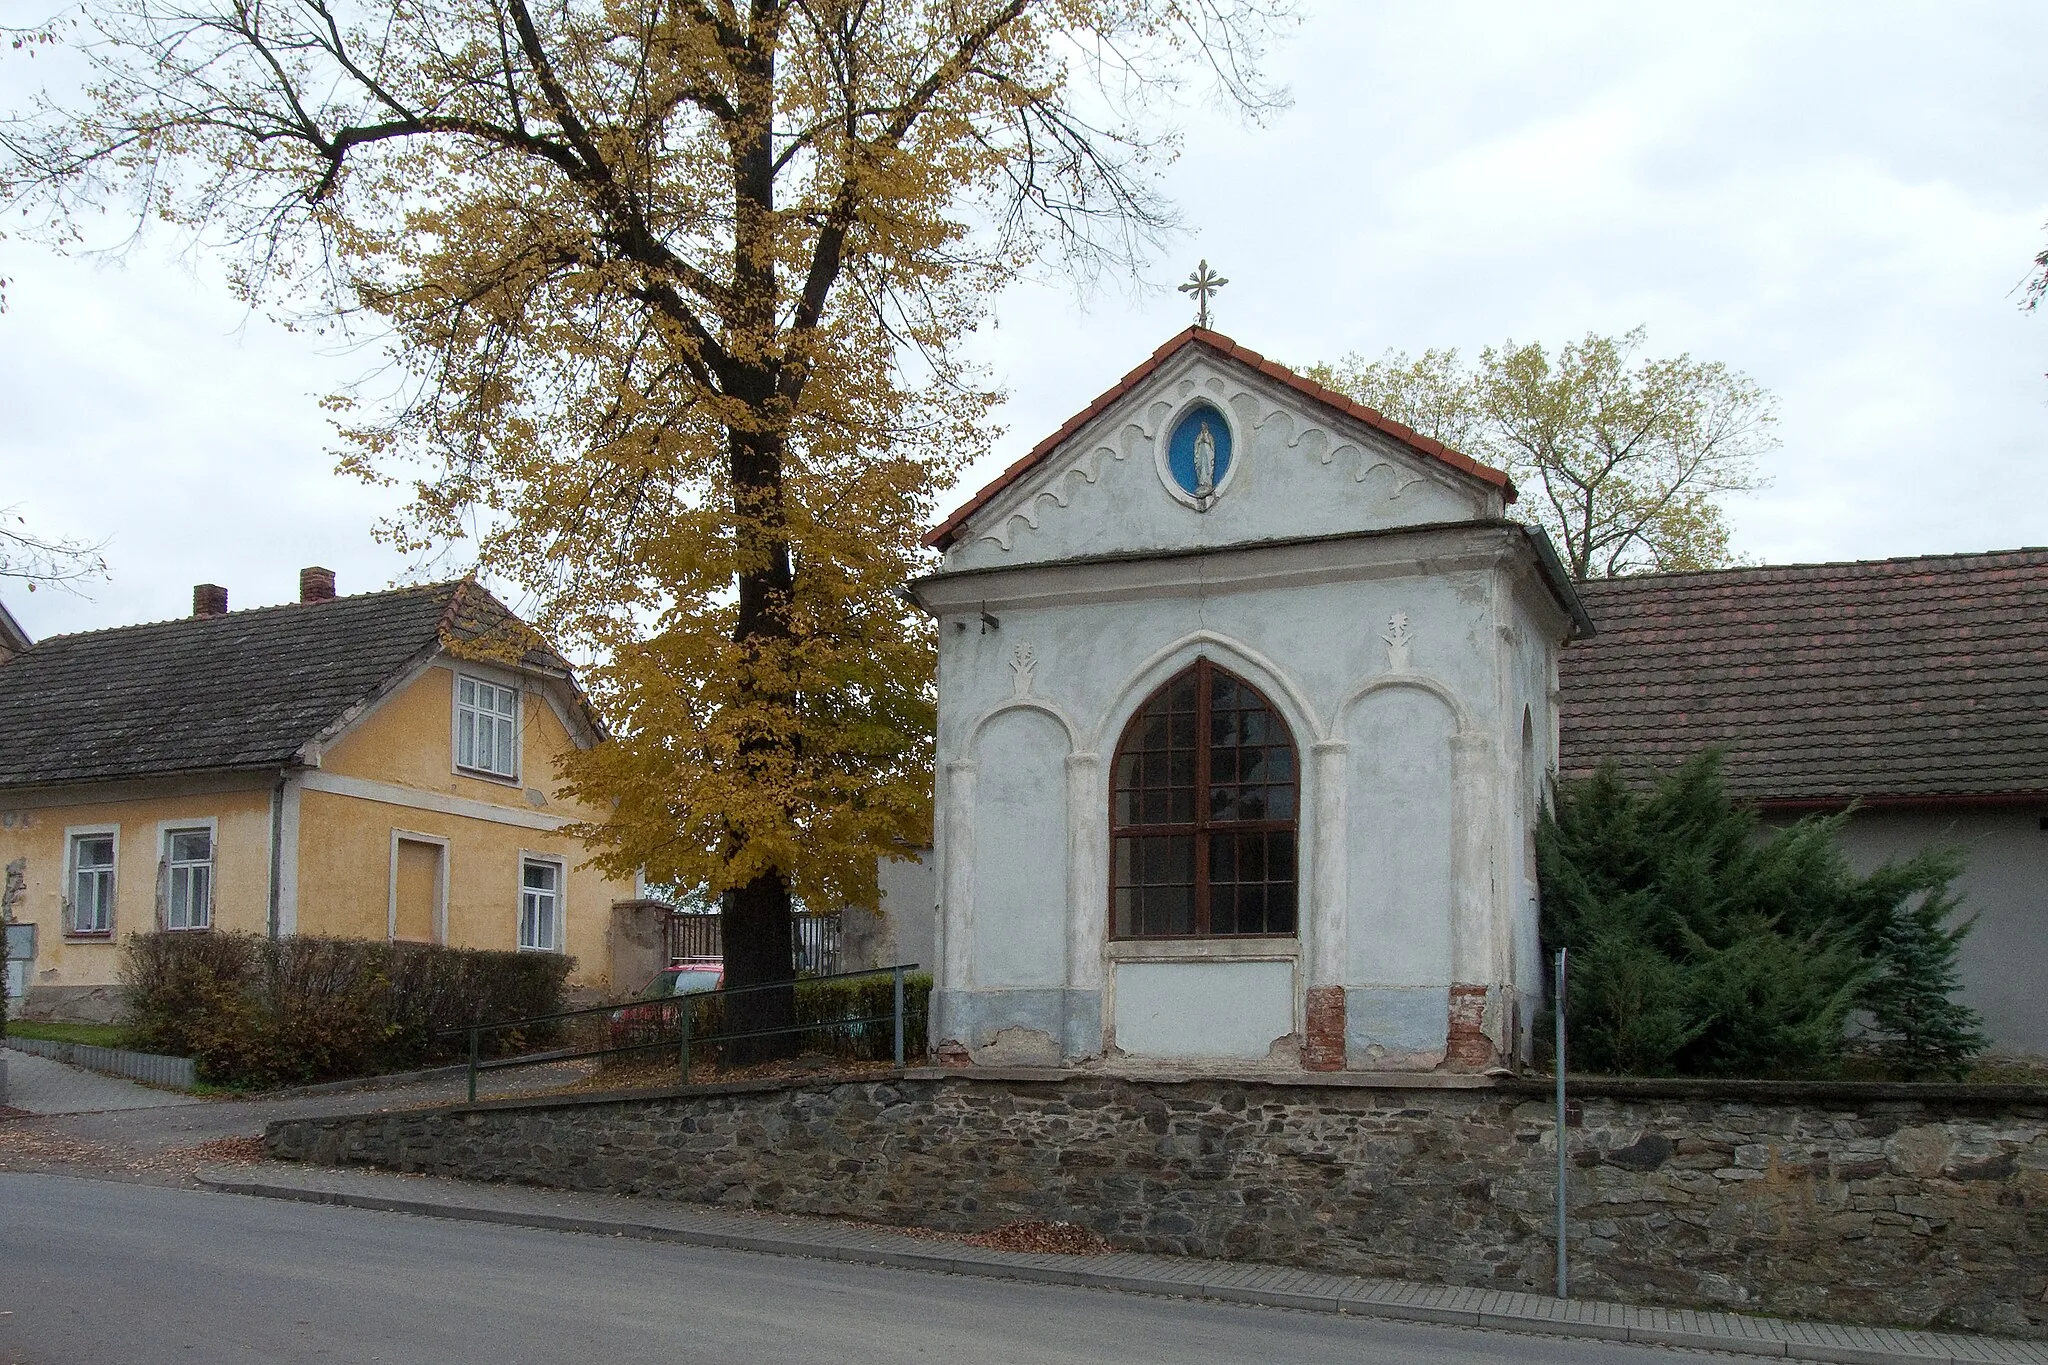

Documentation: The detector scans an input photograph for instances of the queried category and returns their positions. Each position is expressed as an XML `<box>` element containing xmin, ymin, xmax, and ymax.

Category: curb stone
<box><xmin>192</xmin><ymin>1169</ymin><xmax>2047</xmax><ymax>1365</ymax></box>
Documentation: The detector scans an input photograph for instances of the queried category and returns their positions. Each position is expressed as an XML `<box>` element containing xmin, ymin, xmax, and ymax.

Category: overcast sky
<box><xmin>3</xmin><ymin>1</ymin><xmax>2044</xmax><ymax>642</ymax></box>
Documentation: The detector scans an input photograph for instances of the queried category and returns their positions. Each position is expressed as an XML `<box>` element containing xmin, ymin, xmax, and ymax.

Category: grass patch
<box><xmin>9</xmin><ymin>1021</ymin><xmax>132</xmax><ymax>1049</ymax></box>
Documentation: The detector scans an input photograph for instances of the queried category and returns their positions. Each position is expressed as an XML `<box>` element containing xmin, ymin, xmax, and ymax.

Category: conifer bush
<box><xmin>1538</xmin><ymin>752</ymin><xmax>1984</xmax><ymax>1080</ymax></box>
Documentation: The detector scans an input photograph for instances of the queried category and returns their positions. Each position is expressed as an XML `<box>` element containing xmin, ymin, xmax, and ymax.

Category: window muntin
<box><xmin>69</xmin><ymin>833</ymin><xmax>116</xmax><ymax>935</ymax></box>
<box><xmin>456</xmin><ymin>675</ymin><xmax>519</xmax><ymax>778</ymax></box>
<box><xmin>519</xmin><ymin>858</ymin><xmax>563</xmax><ymax>952</ymax></box>
<box><xmin>1111</xmin><ymin>660</ymin><xmax>1299</xmax><ymax>938</ymax></box>
<box><xmin>164</xmin><ymin>827</ymin><xmax>213</xmax><ymax>931</ymax></box>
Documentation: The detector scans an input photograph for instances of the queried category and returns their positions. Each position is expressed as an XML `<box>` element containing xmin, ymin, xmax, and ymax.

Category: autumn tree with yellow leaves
<box><xmin>2</xmin><ymin>0</ymin><xmax>1291</xmax><ymax>1031</ymax></box>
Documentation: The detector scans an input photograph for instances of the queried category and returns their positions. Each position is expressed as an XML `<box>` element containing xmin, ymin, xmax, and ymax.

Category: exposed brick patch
<box><xmin>934</xmin><ymin>1040</ymin><xmax>972</xmax><ymax>1068</ymax></box>
<box><xmin>1444</xmin><ymin>983</ymin><xmax>1495</xmax><ymax>1071</ymax></box>
<box><xmin>1303</xmin><ymin>985</ymin><xmax>1345</xmax><ymax>1071</ymax></box>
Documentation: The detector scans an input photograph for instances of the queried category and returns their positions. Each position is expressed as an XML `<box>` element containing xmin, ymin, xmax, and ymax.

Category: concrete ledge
<box><xmin>5</xmin><ymin>1037</ymin><xmax>194</xmax><ymax>1089</ymax></box>
<box><xmin>914</xmin><ymin>1063</ymin><xmax>2048</xmax><ymax>1105</ymax></box>
<box><xmin>267</xmin><ymin>1063</ymin><xmax>472</xmax><ymax>1098</ymax></box>
<box><xmin>194</xmin><ymin>1169</ymin><xmax>2047</xmax><ymax>1365</ymax></box>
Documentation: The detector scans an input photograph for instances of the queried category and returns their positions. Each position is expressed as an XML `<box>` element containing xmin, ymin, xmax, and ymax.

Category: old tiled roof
<box><xmin>1558</xmin><ymin>549</ymin><xmax>2048</xmax><ymax>805</ymax></box>
<box><xmin>0</xmin><ymin>580</ymin><xmax>582</xmax><ymax>790</ymax></box>
<box><xmin>924</xmin><ymin>327</ymin><xmax>1517</xmax><ymax>550</ymax></box>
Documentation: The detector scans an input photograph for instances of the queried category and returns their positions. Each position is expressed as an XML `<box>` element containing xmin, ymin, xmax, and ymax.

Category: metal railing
<box><xmin>445</xmin><ymin>962</ymin><xmax>922</xmax><ymax>1104</ymax></box>
<box><xmin>665</xmin><ymin>909</ymin><xmax>843</xmax><ymax>976</ymax></box>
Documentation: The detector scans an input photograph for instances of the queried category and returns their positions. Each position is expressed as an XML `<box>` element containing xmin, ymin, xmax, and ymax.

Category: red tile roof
<box><xmin>924</xmin><ymin>327</ymin><xmax>1516</xmax><ymax>550</ymax></box>
<box><xmin>1558</xmin><ymin>549</ymin><xmax>2048</xmax><ymax>804</ymax></box>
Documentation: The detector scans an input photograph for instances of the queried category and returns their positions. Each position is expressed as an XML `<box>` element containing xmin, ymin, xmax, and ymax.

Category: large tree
<box><xmin>1</xmin><ymin>0</ymin><xmax>1289</xmax><ymax>1031</ymax></box>
<box><xmin>1305</xmin><ymin>329</ymin><xmax>1778</xmax><ymax>579</ymax></box>
<box><xmin>1</xmin><ymin>506</ymin><xmax>108</xmax><ymax>594</ymax></box>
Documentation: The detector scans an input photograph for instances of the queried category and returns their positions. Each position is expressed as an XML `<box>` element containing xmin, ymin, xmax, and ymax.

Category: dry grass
<box><xmin>1967</xmin><ymin>1054</ymin><xmax>2048</xmax><ymax>1085</ymax></box>
<box><xmin>546</xmin><ymin>1052</ymin><xmax>899</xmax><ymax>1097</ymax></box>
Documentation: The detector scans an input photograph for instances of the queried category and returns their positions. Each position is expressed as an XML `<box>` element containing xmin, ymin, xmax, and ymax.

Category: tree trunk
<box><xmin>716</xmin><ymin>27</ymin><xmax>799</xmax><ymax>1064</ymax></box>
<box><xmin>720</xmin><ymin>871</ymin><xmax>795</xmax><ymax>1065</ymax></box>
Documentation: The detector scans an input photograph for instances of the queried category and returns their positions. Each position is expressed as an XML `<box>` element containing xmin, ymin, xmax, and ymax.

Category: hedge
<box><xmin>122</xmin><ymin>932</ymin><xmax>573</xmax><ymax>1089</ymax></box>
<box><xmin>612</xmin><ymin>971</ymin><xmax>931</xmax><ymax>1069</ymax></box>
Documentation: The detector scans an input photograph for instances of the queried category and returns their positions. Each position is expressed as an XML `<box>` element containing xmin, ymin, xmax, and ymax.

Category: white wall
<box><xmin>1824</xmin><ymin>808</ymin><xmax>2048</xmax><ymax>1056</ymax></box>
<box><xmin>923</xmin><ymin>522</ymin><xmax>1572</xmax><ymax>1066</ymax></box>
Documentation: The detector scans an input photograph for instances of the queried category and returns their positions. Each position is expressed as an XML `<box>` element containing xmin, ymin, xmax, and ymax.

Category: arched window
<box><xmin>1111</xmin><ymin>659</ymin><xmax>1299</xmax><ymax>938</ymax></box>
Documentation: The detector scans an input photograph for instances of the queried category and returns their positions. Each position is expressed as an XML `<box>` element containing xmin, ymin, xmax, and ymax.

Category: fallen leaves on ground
<box><xmin>166</xmin><ymin>1135</ymin><xmax>267</xmax><ymax>1165</ymax></box>
<box><xmin>0</xmin><ymin>1129</ymin><xmax>120</xmax><ymax>1167</ymax></box>
<box><xmin>964</xmin><ymin>1221</ymin><xmax>1113</xmax><ymax>1255</ymax></box>
<box><xmin>0</xmin><ymin>1128</ymin><xmax>268</xmax><ymax>1177</ymax></box>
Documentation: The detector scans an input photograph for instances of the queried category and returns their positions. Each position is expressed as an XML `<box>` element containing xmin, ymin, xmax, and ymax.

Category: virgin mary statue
<box><xmin>1193</xmin><ymin>422</ymin><xmax>1217</xmax><ymax>499</ymax></box>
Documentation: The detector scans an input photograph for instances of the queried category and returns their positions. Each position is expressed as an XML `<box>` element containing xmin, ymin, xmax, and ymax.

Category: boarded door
<box><xmin>393</xmin><ymin>838</ymin><xmax>443</xmax><ymax>943</ymax></box>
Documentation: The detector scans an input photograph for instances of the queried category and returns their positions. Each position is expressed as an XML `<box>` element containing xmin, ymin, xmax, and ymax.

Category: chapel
<box><xmin>911</xmin><ymin>328</ymin><xmax>1591</xmax><ymax>1072</ymax></box>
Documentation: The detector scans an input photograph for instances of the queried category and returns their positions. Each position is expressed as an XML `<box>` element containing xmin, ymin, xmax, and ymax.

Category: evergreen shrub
<box><xmin>122</xmin><ymin>932</ymin><xmax>573</xmax><ymax>1088</ymax></box>
<box><xmin>1538</xmin><ymin>752</ymin><xmax>1985</xmax><ymax>1080</ymax></box>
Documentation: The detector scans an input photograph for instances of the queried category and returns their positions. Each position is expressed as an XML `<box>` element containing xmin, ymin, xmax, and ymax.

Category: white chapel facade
<box><xmin>912</xmin><ymin>329</ymin><xmax>1590</xmax><ymax>1072</ymax></box>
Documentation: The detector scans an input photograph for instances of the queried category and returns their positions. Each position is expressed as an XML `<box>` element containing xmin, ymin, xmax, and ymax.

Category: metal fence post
<box><xmin>1555</xmin><ymin>945</ymin><xmax>1569</xmax><ymax>1300</ymax></box>
<box><xmin>679</xmin><ymin>998</ymin><xmax>693</xmax><ymax>1086</ymax></box>
<box><xmin>892</xmin><ymin>965</ymin><xmax>906</xmax><ymax>1068</ymax></box>
<box><xmin>467</xmin><ymin>1026</ymin><xmax>479</xmax><ymax>1105</ymax></box>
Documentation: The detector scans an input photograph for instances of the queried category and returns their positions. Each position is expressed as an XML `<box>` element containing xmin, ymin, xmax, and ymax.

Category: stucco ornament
<box><xmin>1383</xmin><ymin>612</ymin><xmax>1413</xmax><ymax>672</ymax></box>
<box><xmin>1009</xmin><ymin>641</ymin><xmax>1038</xmax><ymax>696</ymax></box>
<box><xmin>1160</xmin><ymin>402</ymin><xmax>1235</xmax><ymax>510</ymax></box>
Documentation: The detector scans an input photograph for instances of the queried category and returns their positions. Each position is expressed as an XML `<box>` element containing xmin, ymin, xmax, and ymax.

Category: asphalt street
<box><xmin>0</xmin><ymin>1173</ymin><xmax>1736</xmax><ymax>1365</ymax></box>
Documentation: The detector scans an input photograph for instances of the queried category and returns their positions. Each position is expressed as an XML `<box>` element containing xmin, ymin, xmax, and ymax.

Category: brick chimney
<box><xmin>192</xmin><ymin>583</ymin><xmax>228</xmax><ymax>618</ymax></box>
<box><xmin>299</xmin><ymin>566</ymin><xmax>337</xmax><ymax>603</ymax></box>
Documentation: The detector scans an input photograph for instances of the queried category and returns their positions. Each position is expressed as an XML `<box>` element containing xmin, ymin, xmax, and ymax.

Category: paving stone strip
<box><xmin>193</xmin><ymin>1163</ymin><xmax>2048</xmax><ymax>1365</ymax></box>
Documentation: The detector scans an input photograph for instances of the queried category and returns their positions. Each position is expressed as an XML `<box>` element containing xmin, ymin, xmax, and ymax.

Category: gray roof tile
<box><xmin>0</xmin><ymin>580</ymin><xmax>576</xmax><ymax>789</ymax></box>
<box><xmin>1557</xmin><ymin>549</ymin><xmax>2048</xmax><ymax>803</ymax></box>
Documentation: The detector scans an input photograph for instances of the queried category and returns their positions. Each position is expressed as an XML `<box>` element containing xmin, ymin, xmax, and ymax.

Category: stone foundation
<box><xmin>20</xmin><ymin>983</ymin><xmax>126</xmax><ymax>1024</ymax></box>
<box><xmin>267</xmin><ymin>1071</ymin><xmax>2048</xmax><ymax>1337</ymax></box>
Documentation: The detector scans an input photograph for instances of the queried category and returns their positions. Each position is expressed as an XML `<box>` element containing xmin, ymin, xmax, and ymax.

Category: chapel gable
<box><xmin>928</xmin><ymin>329</ymin><xmax>1516</xmax><ymax>572</ymax></box>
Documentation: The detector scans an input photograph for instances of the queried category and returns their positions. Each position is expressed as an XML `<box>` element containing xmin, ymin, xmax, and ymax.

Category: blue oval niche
<box><xmin>1166</xmin><ymin>404</ymin><xmax>1233</xmax><ymax>500</ymax></box>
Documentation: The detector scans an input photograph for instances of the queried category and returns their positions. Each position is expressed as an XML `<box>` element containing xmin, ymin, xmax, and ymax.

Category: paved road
<box><xmin>0</xmin><ymin>1174</ymin><xmax>1734</xmax><ymax>1365</ymax></box>
<box><xmin>0</xmin><ymin>1059</ymin><xmax>596</xmax><ymax>1184</ymax></box>
<box><xmin>2</xmin><ymin>1048</ymin><xmax>201</xmax><ymax>1115</ymax></box>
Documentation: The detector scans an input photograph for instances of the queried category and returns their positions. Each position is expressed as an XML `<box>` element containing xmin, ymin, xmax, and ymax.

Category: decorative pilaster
<box><xmin>1306</xmin><ymin>738</ymin><xmax>1350</xmax><ymax>1069</ymax></box>
<box><xmin>1064</xmin><ymin>750</ymin><xmax>1105</xmax><ymax>1058</ymax></box>
<box><xmin>936</xmin><ymin>759</ymin><xmax>978</xmax><ymax>1053</ymax></box>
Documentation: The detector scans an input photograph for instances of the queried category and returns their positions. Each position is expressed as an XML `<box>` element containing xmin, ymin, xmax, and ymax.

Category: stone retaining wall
<box><xmin>266</xmin><ymin>1070</ymin><xmax>2048</xmax><ymax>1337</ymax></box>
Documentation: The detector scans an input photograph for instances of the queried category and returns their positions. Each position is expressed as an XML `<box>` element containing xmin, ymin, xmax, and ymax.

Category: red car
<box><xmin>609</xmin><ymin>959</ymin><xmax>723</xmax><ymax>1050</ymax></box>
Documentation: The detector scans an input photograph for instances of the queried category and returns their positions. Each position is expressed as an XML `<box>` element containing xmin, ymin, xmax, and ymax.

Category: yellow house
<box><xmin>0</xmin><ymin>569</ymin><xmax>640</xmax><ymax>1021</ymax></box>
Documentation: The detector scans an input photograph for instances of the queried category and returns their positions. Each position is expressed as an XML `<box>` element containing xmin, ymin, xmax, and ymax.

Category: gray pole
<box><xmin>1554</xmin><ymin>945</ymin><xmax>1568</xmax><ymax>1299</ymax></box>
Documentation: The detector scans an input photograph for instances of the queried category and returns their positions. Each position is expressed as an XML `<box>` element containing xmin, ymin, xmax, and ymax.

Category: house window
<box><xmin>69</xmin><ymin>833</ymin><xmax>116</xmax><ymax>936</ymax></box>
<box><xmin>519</xmin><ymin>858</ymin><xmax>563</xmax><ymax>952</ymax></box>
<box><xmin>1111</xmin><ymin>659</ymin><xmax>1299</xmax><ymax>939</ymax></box>
<box><xmin>456</xmin><ymin>675</ymin><xmax>519</xmax><ymax>777</ymax></box>
<box><xmin>164</xmin><ymin>828</ymin><xmax>213</xmax><ymax>931</ymax></box>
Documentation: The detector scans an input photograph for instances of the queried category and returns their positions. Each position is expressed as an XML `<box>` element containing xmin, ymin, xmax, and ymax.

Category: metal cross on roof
<box><xmin>1179</xmin><ymin>260</ymin><xmax>1228</xmax><ymax>329</ymax></box>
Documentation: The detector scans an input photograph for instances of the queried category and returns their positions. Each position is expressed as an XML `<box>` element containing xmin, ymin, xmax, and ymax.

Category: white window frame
<box><xmin>158</xmin><ymin>818</ymin><xmax>218</xmax><ymax>932</ymax></box>
<box><xmin>517</xmin><ymin>853</ymin><xmax>566</xmax><ymax>953</ymax></box>
<box><xmin>454</xmin><ymin>672</ymin><xmax>522</xmax><ymax>782</ymax></box>
<box><xmin>387</xmin><ymin>829</ymin><xmax>451</xmax><ymax>945</ymax></box>
<box><xmin>63</xmin><ymin>824</ymin><xmax>120</xmax><ymax>938</ymax></box>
